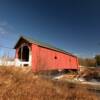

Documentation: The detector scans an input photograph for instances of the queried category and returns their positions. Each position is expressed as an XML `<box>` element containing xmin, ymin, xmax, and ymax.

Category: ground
<box><xmin>0</xmin><ymin>66</ymin><xmax>99</xmax><ymax>100</ymax></box>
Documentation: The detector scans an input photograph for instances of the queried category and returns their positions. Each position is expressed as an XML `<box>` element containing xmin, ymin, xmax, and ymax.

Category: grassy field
<box><xmin>0</xmin><ymin>66</ymin><xmax>99</xmax><ymax>100</ymax></box>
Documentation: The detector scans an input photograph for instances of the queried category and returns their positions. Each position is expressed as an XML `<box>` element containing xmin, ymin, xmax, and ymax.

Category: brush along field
<box><xmin>0</xmin><ymin>66</ymin><xmax>99</xmax><ymax>100</ymax></box>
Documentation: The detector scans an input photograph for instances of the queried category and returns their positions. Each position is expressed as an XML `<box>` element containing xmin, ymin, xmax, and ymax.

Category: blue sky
<box><xmin>0</xmin><ymin>0</ymin><xmax>100</xmax><ymax>58</ymax></box>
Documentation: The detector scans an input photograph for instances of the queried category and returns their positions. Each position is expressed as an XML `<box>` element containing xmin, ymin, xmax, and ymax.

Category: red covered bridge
<box><xmin>14</xmin><ymin>36</ymin><xmax>79</xmax><ymax>72</ymax></box>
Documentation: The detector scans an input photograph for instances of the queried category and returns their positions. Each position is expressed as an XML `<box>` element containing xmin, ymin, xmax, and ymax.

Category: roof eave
<box><xmin>14</xmin><ymin>36</ymin><xmax>77</xmax><ymax>57</ymax></box>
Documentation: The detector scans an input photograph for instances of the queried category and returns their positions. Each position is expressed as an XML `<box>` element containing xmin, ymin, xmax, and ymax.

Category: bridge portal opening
<box><xmin>18</xmin><ymin>45</ymin><xmax>29</xmax><ymax>62</ymax></box>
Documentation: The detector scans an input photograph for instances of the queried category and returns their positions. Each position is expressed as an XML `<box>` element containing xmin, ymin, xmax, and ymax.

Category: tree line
<box><xmin>78</xmin><ymin>55</ymin><xmax>100</xmax><ymax>67</ymax></box>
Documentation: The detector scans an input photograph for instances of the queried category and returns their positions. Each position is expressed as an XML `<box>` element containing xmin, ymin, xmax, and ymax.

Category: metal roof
<box><xmin>14</xmin><ymin>36</ymin><xmax>76</xmax><ymax>57</ymax></box>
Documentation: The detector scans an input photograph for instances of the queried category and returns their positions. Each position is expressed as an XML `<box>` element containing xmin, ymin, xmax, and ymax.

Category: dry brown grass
<box><xmin>0</xmin><ymin>66</ymin><xmax>99</xmax><ymax>100</ymax></box>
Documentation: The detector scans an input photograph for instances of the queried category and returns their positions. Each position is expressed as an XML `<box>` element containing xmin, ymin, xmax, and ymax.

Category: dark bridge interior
<box><xmin>18</xmin><ymin>46</ymin><xmax>29</xmax><ymax>61</ymax></box>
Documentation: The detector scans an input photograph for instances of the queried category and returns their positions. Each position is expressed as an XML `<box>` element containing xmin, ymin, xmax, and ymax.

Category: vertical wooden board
<box><xmin>55</xmin><ymin>52</ymin><xmax>65</xmax><ymax>68</ymax></box>
<box><xmin>31</xmin><ymin>44</ymin><xmax>39</xmax><ymax>72</ymax></box>
<box><xmin>32</xmin><ymin>45</ymin><xmax>79</xmax><ymax>71</ymax></box>
<box><xmin>39</xmin><ymin>47</ymin><xmax>56</xmax><ymax>70</ymax></box>
<box><xmin>38</xmin><ymin>47</ymin><xmax>77</xmax><ymax>70</ymax></box>
<box><xmin>15</xmin><ymin>48</ymin><xmax>18</xmax><ymax>58</ymax></box>
<box><xmin>70</xmin><ymin>56</ymin><xmax>78</xmax><ymax>69</ymax></box>
<box><xmin>55</xmin><ymin>52</ymin><xmax>70</xmax><ymax>69</ymax></box>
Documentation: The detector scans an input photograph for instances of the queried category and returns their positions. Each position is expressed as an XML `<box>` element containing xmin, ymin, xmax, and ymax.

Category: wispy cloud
<box><xmin>0</xmin><ymin>21</ymin><xmax>8</xmax><ymax>26</ymax></box>
<box><xmin>0</xmin><ymin>21</ymin><xmax>13</xmax><ymax>35</ymax></box>
<box><xmin>0</xmin><ymin>27</ymin><xmax>8</xmax><ymax>34</ymax></box>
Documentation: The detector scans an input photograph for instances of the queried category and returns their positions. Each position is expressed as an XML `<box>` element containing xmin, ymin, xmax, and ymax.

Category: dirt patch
<box><xmin>78</xmin><ymin>67</ymin><xmax>100</xmax><ymax>81</ymax></box>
